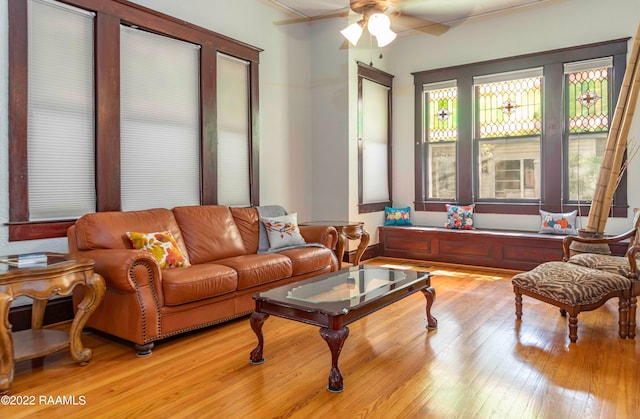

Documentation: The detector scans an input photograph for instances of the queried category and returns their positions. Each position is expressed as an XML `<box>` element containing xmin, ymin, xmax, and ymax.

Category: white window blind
<box><xmin>361</xmin><ymin>78</ymin><xmax>390</xmax><ymax>204</ymax></box>
<box><xmin>120</xmin><ymin>26</ymin><xmax>201</xmax><ymax>211</ymax></box>
<box><xmin>27</xmin><ymin>0</ymin><xmax>96</xmax><ymax>221</ymax></box>
<box><xmin>217</xmin><ymin>53</ymin><xmax>251</xmax><ymax>207</ymax></box>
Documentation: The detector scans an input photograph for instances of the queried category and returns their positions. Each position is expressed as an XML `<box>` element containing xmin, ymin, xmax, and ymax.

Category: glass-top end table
<box><xmin>249</xmin><ymin>265</ymin><xmax>437</xmax><ymax>393</ymax></box>
<box><xmin>298</xmin><ymin>221</ymin><xmax>370</xmax><ymax>268</ymax></box>
<box><xmin>0</xmin><ymin>252</ymin><xmax>105</xmax><ymax>394</ymax></box>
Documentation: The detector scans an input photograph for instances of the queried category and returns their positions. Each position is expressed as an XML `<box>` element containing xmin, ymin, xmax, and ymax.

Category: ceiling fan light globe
<box><xmin>340</xmin><ymin>22</ymin><xmax>363</xmax><ymax>46</ymax></box>
<box><xmin>367</xmin><ymin>13</ymin><xmax>390</xmax><ymax>36</ymax></box>
<box><xmin>375</xmin><ymin>28</ymin><xmax>397</xmax><ymax>47</ymax></box>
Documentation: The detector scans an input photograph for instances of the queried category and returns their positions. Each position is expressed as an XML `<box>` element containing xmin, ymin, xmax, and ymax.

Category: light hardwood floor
<box><xmin>4</xmin><ymin>257</ymin><xmax>640</xmax><ymax>418</ymax></box>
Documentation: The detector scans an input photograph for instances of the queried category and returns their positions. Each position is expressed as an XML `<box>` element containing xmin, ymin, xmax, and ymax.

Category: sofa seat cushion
<box><xmin>216</xmin><ymin>254</ymin><xmax>292</xmax><ymax>290</ymax></box>
<box><xmin>162</xmin><ymin>263</ymin><xmax>238</xmax><ymax>306</ymax></box>
<box><xmin>277</xmin><ymin>246</ymin><xmax>334</xmax><ymax>276</ymax></box>
<box><xmin>568</xmin><ymin>253</ymin><xmax>636</xmax><ymax>277</ymax></box>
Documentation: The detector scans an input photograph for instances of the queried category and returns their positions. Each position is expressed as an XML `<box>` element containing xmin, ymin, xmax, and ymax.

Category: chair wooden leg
<box><xmin>618</xmin><ymin>297</ymin><xmax>630</xmax><ymax>338</ymax></box>
<box><xmin>514</xmin><ymin>289</ymin><xmax>522</xmax><ymax>320</ymax></box>
<box><xmin>629</xmin><ymin>296</ymin><xmax>637</xmax><ymax>339</ymax></box>
<box><xmin>568</xmin><ymin>314</ymin><xmax>578</xmax><ymax>343</ymax></box>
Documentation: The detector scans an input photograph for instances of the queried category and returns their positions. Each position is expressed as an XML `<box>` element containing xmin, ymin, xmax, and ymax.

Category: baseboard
<box><xmin>345</xmin><ymin>243</ymin><xmax>381</xmax><ymax>264</ymax></box>
<box><xmin>9</xmin><ymin>296</ymin><xmax>75</xmax><ymax>331</ymax></box>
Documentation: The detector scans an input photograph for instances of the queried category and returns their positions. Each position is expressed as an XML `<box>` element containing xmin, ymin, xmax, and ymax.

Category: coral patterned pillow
<box><xmin>126</xmin><ymin>231</ymin><xmax>190</xmax><ymax>269</ymax></box>
<box><xmin>444</xmin><ymin>204</ymin><xmax>476</xmax><ymax>230</ymax></box>
<box><xmin>260</xmin><ymin>213</ymin><xmax>306</xmax><ymax>250</ymax></box>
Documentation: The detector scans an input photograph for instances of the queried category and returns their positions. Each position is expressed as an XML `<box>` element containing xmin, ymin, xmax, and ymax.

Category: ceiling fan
<box><xmin>341</xmin><ymin>0</ymin><xmax>449</xmax><ymax>47</ymax></box>
<box><xmin>273</xmin><ymin>1</ymin><xmax>450</xmax><ymax>48</ymax></box>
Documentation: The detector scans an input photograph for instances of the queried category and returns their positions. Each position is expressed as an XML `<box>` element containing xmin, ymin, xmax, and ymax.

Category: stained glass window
<box><xmin>566</xmin><ymin>58</ymin><xmax>611</xmax><ymax>133</ymax></box>
<box><xmin>474</xmin><ymin>69</ymin><xmax>542</xmax><ymax>200</ymax></box>
<box><xmin>475</xmin><ymin>74</ymin><xmax>543</xmax><ymax>139</ymax></box>
<box><xmin>565</xmin><ymin>57</ymin><xmax>612</xmax><ymax>201</ymax></box>
<box><xmin>425</xmin><ymin>84</ymin><xmax>457</xmax><ymax>142</ymax></box>
<box><xmin>423</xmin><ymin>80</ymin><xmax>457</xmax><ymax>199</ymax></box>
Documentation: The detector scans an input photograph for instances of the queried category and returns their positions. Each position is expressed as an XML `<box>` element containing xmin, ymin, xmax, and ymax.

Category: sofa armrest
<box><xmin>70</xmin><ymin>249</ymin><xmax>162</xmax><ymax>294</ymax></box>
<box><xmin>562</xmin><ymin>228</ymin><xmax>636</xmax><ymax>260</ymax></box>
<box><xmin>300</xmin><ymin>225</ymin><xmax>339</xmax><ymax>250</ymax></box>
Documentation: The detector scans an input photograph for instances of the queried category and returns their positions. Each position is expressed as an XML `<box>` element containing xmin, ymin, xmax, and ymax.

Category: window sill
<box><xmin>6</xmin><ymin>220</ymin><xmax>76</xmax><ymax>242</ymax></box>
<box><xmin>414</xmin><ymin>201</ymin><xmax>627</xmax><ymax>217</ymax></box>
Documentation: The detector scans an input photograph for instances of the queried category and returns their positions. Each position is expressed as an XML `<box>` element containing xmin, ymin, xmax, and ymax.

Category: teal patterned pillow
<box><xmin>444</xmin><ymin>204</ymin><xmax>475</xmax><ymax>230</ymax></box>
<box><xmin>385</xmin><ymin>206</ymin><xmax>413</xmax><ymax>226</ymax></box>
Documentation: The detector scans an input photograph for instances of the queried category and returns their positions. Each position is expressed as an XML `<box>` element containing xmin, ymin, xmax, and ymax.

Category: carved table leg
<box><xmin>335</xmin><ymin>230</ymin><xmax>347</xmax><ymax>270</ymax></box>
<box><xmin>250</xmin><ymin>312</ymin><xmax>270</xmax><ymax>365</ymax></box>
<box><xmin>421</xmin><ymin>286</ymin><xmax>438</xmax><ymax>329</ymax></box>
<box><xmin>69</xmin><ymin>274</ymin><xmax>105</xmax><ymax>365</ymax></box>
<box><xmin>351</xmin><ymin>229</ymin><xmax>370</xmax><ymax>266</ymax></box>
<box><xmin>319</xmin><ymin>326</ymin><xmax>349</xmax><ymax>393</ymax></box>
<box><xmin>0</xmin><ymin>293</ymin><xmax>14</xmax><ymax>394</ymax></box>
<box><xmin>31</xmin><ymin>299</ymin><xmax>48</xmax><ymax>329</ymax></box>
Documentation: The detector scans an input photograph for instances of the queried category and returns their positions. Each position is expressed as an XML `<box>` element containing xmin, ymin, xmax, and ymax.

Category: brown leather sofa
<box><xmin>67</xmin><ymin>205</ymin><xmax>338</xmax><ymax>356</ymax></box>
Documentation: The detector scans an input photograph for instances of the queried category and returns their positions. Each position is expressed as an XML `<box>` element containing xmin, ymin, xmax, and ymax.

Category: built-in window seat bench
<box><xmin>378</xmin><ymin>226</ymin><xmax>628</xmax><ymax>272</ymax></box>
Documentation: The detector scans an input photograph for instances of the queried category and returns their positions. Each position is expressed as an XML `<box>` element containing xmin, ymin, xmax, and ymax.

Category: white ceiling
<box><xmin>269</xmin><ymin>0</ymin><xmax>557</xmax><ymax>33</ymax></box>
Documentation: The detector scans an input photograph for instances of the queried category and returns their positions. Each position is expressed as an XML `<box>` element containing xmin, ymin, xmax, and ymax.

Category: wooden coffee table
<box><xmin>249</xmin><ymin>265</ymin><xmax>436</xmax><ymax>392</ymax></box>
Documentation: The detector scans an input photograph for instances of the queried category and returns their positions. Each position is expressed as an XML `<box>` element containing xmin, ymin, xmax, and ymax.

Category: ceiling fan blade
<box><xmin>391</xmin><ymin>12</ymin><xmax>450</xmax><ymax>36</ymax></box>
<box><xmin>273</xmin><ymin>11</ymin><xmax>348</xmax><ymax>25</ymax></box>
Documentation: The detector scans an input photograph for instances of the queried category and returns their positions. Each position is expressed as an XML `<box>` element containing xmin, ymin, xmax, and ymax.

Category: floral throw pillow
<box><xmin>444</xmin><ymin>204</ymin><xmax>475</xmax><ymax>230</ymax></box>
<box><xmin>260</xmin><ymin>213</ymin><xmax>306</xmax><ymax>250</ymax></box>
<box><xmin>538</xmin><ymin>210</ymin><xmax>578</xmax><ymax>235</ymax></box>
<box><xmin>126</xmin><ymin>231</ymin><xmax>190</xmax><ymax>269</ymax></box>
<box><xmin>385</xmin><ymin>206</ymin><xmax>413</xmax><ymax>226</ymax></box>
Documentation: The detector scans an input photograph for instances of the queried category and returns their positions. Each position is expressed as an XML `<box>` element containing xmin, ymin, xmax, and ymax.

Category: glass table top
<box><xmin>0</xmin><ymin>253</ymin><xmax>77</xmax><ymax>276</ymax></box>
<box><xmin>255</xmin><ymin>265</ymin><xmax>430</xmax><ymax>313</ymax></box>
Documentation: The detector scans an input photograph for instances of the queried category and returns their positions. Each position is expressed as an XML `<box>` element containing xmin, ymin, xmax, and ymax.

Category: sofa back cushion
<box><xmin>230</xmin><ymin>207</ymin><xmax>260</xmax><ymax>254</ymax></box>
<box><xmin>172</xmin><ymin>205</ymin><xmax>247</xmax><ymax>264</ymax></box>
<box><xmin>74</xmin><ymin>208</ymin><xmax>187</xmax><ymax>254</ymax></box>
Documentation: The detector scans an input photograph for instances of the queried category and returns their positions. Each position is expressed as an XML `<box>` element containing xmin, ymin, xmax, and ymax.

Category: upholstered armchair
<box><xmin>561</xmin><ymin>216</ymin><xmax>640</xmax><ymax>338</ymax></box>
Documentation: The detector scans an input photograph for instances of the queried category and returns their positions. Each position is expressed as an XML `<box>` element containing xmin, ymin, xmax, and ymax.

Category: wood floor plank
<box><xmin>3</xmin><ymin>257</ymin><xmax>640</xmax><ymax>418</ymax></box>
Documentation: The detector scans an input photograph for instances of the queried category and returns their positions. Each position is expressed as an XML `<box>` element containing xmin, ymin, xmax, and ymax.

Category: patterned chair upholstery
<box><xmin>562</xmin><ymin>213</ymin><xmax>640</xmax><ymax>338</ymax></box>
<box><xmin>512</xmin><ymin>261</ymin><xmax>632</xmax><ymax>343</ymax></box>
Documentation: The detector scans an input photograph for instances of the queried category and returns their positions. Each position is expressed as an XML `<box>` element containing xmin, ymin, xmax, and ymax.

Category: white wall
<box><xmin>1</xmin><ymin>0</ymin><xmax>639</xmax><ymax>259</ymax></box>
<box><xmin>387</xmin><ymin>0</ymin><xmax>640</xmax><ymax>236</ymax></box>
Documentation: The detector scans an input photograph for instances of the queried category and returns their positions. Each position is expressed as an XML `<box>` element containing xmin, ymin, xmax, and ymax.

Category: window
<box><xmin>423</xmin><ymin>80</ymin><xmax>457</xmax><ymax>199</ymax></box>
<box><xmin>120</xmin><ymin>26</ymin><xmax>201</xmax><ymax>211</ymax></box>
<box><xmin>358</xmin><ymin>62</ymin><xmax>393</xmax><ymax>213</ymax></box>
<box><xmin>8</xmin><ymin>0</ymin><xmax>261</xmax><ymax>240</ymax></box>
<box><xmin>413</xmin><ymin>38</ymin><xmax>628</xmax><ymax>216</ymax></box>
<box><xmin>26</xmin><ymin>0</ymin><xmax>96</xmax><ymax>221</ymax></box>
<box><xmin>217</xmin><ymin>53</ymin><xmax>251</xmax><ymax>207</ymax></box>
<box><xmin>474</xmin><ymin>68</ymin><xmax>542</xmax><ymax>200</ymax></box>
<box><xmin>565</xmin><ymin>58</ymin><xmax>612</xmax><ymax>202</ymax></box>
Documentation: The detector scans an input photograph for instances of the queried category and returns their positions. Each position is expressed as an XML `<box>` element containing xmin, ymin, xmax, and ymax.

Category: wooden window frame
<box><xmin>413</xmin><ymin>38</ymin><xmax>629</xmax><ymax>216</ymax></box>
<box><xmin>7</xmin><ymin>0</ymin><xmax>261</xmax><ymax>241</ymax></box>
<box><xmin>357</xmin><ymin>62</ymin><xmax>393</xmax><ymax>213</ymax></box>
